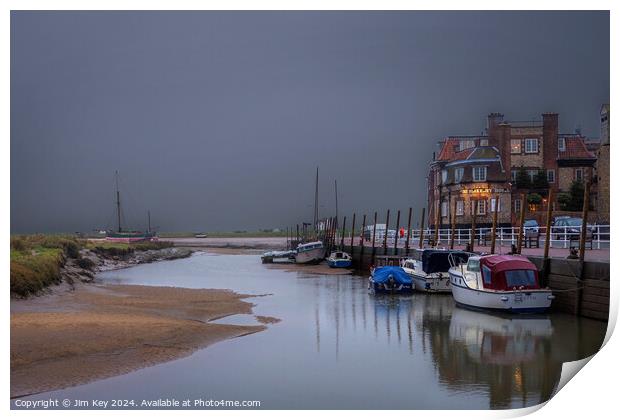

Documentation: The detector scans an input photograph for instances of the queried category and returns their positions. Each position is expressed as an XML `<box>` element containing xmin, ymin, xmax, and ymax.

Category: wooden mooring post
<box><xmin>383</xmin><ymin>209</ymin><xmax>390</xmax><ymax>255</ymax></box>
<box><xmin>359</xmin><ymin>214</ymin><xmax>367</xmax><ymax>267</ymax></box>
<box><xmin>470</xmin><ymin>201</ymin><xmax>477</xmax><ymax>253</ymax></box>
<box><xmin>340</xmin><ymin>216</ymin><xmax>346</xmax><ymax>249</ymax></box>
<box><xmin>579</xmin><ymin>181</ymin><xmax>591</xmax><ymax>263</ymax></box>
<box><xmin>405</xmin><ymin>207</ymin><xmax>412</xmax><ymax>254</ymax></box>
<box><xmin>371</xmin><ymin>212</ymin><xmax>378</xmax><ymax>263</ymax></box>
<box><xmin>516</xmin><ymin>193</ymin><xmax>526</xmax><ymax>254</ymax></box>
<box><xmin>418</xmin><ymin>208</ymin><xmax>426</xmax><ymax>249</ymax></box>
<box><xmin>490</xmin><ymin>194</ymin><xmax>499</xmax><ymax>254</ymax></box>
<box><xmin>393</xmin><ymin>210</ymin><xmax>401</xmax><ymax>255</ymax></box>
<box><xmin>350</xmin><ymin>213</ymin><xmax>356</xmax><ymax>255</ymax></box>
<box><xmin>433</xmin><ymin>204</ymin><xmax>439</xmax><ymax>247</ymax></box>
<box><xmin>450</xmin><ymin>200</ymin><xmax>456</xmax><ymax>249</ymax></box>
<box><xmin>543</xmin><ymin>189</ymin><xmax>554</xmax><ymax>259</ymax></box>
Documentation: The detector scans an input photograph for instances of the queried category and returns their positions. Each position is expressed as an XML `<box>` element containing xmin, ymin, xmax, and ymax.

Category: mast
<box><xmin>314</xmin><ymin>167</ymin><xmax>319</xmax><ymax>232</ymax></box>
<box><xmin>115</xmin><ymin>171</ymin><xmax>122</xmax><ymax>232</ymax></box>
<box><xmin>147</xmin><ymin>210</ymin><xmax>151</xmax><ymax>233</ymax></box>
<box><xmin>334</xmin><ymin>179</ymin><xmax>339</xmax><ymax>232</ymax></box>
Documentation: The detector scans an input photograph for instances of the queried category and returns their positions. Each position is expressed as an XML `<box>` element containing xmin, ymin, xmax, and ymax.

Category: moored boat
<box><xmin>401</xmin><ymin>249</ymin><xmax>470</xmax><ymax>293</ymax></box>
<box><xmin>327</xmin><ymin>251</ymin><xmax>352</xmax><ymax>268</ymax></box>
<box><xmin>295</xmin><ymin>241</ymin><xmax>325</xmax><ymax>264</ymax></box>
<box><xmin>369</xmin><ymin>266</ymin><xmax>413</xmax><ymax>293</ymax></box>
<box><xmin>448</xmin><ymin>254</ymin><xmax>554</xmax><ymax>314</ymax></box>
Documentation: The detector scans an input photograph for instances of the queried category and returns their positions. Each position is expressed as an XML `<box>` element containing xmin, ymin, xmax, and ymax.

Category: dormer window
<box><xmin>558</xmin><ymin>137</ymin><xmax>566</xmax><ymax>152</ymax></box>
<box><xmin>472</xmin><ymin>166</ymin><xmax>487</xmax><ymax>182</ymax></box>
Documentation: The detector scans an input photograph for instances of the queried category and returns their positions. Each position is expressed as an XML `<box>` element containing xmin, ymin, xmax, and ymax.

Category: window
<box><xmin>558</xmin><ymin>137</ymin><xmax>566</xmax><ymax>152</ymax></box>
<box><xmin>441</xmin><ymin>201</ymin><xmax>448</xmax><ymax>217</ymax></box>
<box><xmin>472</xmin><ymin>166</ymin><xmax>487</xmax><ymax>181</ymax></box>
<box><xmin>472</xmin><ymin>200</ymin><xmax>486</xmax><ymax>215</ymax></box>
<box><xmin>454</xmin><ymin>167</ymin><xmax>464</xmax><ymax>183</ymax></box>
<box><xmin>441</xmin><ymin>169</ymin><xmax>448</xmax><ymax>184</ymax></box>
<box><xmin>456</xmin><ymin>200</ymin><xmax>464</xmax><ymax>216</ymax></box>
<box><xmin>525</xmin><ymin>138</ymin><xmax>539</xmax><ymax>153</ymax></box>
<box><xmin>460</xmin><ymin>139</ymin><xmax>475</xmax><ymax>150</ymax></box>
<box><xmin>547</xmin><ymin>169</ymin><xmax>555</xmax><ymax>183</ymax></box>
<box><xmin>505</xmin><ymin>270</ymin><xmax>537</xmax><ymax>288</ymax></box>
<box><xmin>490</xmin><ymin>198</ymin><xmax>501</xmax><ymax>213</ymax></box>
<box><xmin>510</xmin><ymin>139</ymin><xmax>521</xmax><ymax>154</ymax></box>
<box><xmin>467</xmin><ymin>259</ymin><xmax>480</xmax><ymax>272</ymax></box>
<box><xmin>514</xmin><ymin>199</ymin><xmax>522</xmax><ymax>214</ymax></box>
<box><xmin>479</xmin><ymin>139</ymin><xmax>488</xmax><ymax>146</ymax></box>
<box><xmin>482</xmin><ymin>265</ymin><xmax>492</xmax><ymax>286</ymax></box>
<box><xmin>527</xmin><ymin>169</ymin><xmax>537</xmax><ymax>183</ymax></box>
<box><xmin>511</xmin><ymin>170</ymin><xmax>517</xmax><ymax>182</ymax></box>
<box><xmin>575</xmin><ymin>168</ymin><xmax>584</xmax><ymax>182</ymax></box>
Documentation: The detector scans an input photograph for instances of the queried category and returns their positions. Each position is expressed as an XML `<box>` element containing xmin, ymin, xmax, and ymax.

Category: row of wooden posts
<box><xmin>283</xmin><ymin>182</ymin><xmax>592</xmax><ymax>263</ymax></box>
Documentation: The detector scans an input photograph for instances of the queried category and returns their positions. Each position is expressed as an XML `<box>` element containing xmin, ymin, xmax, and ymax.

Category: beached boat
<box><xmin>401</xmin><ymin>249</ymin><xmax>470</xmax><ymax>293</ymax></box>
<box><xmin>261</xmin><ymin>249</ymin><xmax>297</xmax><ymax>264</ymax></box>
<box><xmin>327</xmin><ymin>251</ymin><xmax>352</xmax><ymax>268</ymax></box>
<box><xmin>448</xmin><ymin>254</ymin><xmax>554</xmax><ymax>314</ymax></box>
<box><xmin>369</xmin><ymin>266</ymin><xmax>413</xmax><ymax>293</ymax></box>
<box><xmin>295</xmin><ymin>241</ymin><xmax>325</xmax><ymax>264</ymax></box>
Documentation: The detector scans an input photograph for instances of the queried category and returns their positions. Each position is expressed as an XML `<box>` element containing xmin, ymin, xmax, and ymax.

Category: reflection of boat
<box><xmin>369</xmin><ymin>266</ymin><xmax>413</xmax><ymax>293</ymax></box>
<box><xmin>449</xmin><ymin>308</ymin><xmax>553</xmax><ymax>365</ymax></box>
<box><xmin>295</xmin><ymin>241</ymin><xmax>325</xmax><ymax>264</ymax></box>
<box><xmin>402</xmin><ymin>249</ymin><xmax>470</xmax><ymax>293</ymax></box>
<box><xmin>327</xmin><ymin>251</ymin><xmax>352</xmax><ymax>268</ymax></box>
<box><xmin>449</xmin><ymin>255</ymin><xmax>554</xmax><ymax>313</ymax></box>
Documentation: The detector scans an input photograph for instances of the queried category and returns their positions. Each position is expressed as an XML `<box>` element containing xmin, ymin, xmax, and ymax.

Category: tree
<box><xmin>557</xmin><ymin>192</ymin><xmax>572</xmax><ymax>210</ymax></box>
<box><xmin>515</xmin><ymin>166</ymin><xmax>530</xmax><ymax>189</ymax></box>
<box><xmin>527</xmin><ymin>193</ymin><xmax>543</xmax><ymax>205</ymax></box>
<box><xmin>569</xmin><ymin>180</ymin><xmax>585</xmax><ymax>211</ymax></box>
<box><xmin>532</xmin><ymin>170</ymin><xmax>549</xmax><ymax>190</ymax></box>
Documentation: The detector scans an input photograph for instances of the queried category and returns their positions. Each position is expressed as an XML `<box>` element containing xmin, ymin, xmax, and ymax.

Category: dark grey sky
<box><xmin>11</xmin><ymin>11</ymin><xmax>609</xmax><ymax>233</ymax></box>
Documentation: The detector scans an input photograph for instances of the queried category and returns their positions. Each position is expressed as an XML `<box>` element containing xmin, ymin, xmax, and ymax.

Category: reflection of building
<box><xmin>428</xmin><ymin>112</ymin><xmax>599</xmax><ymax>228</ymax></box>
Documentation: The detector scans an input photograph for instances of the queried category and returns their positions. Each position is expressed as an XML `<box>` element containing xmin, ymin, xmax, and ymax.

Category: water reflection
<box><xmin>16</xmin><ymin>254</ymin><xmax>607</xmax><ymax>409</ymax></box>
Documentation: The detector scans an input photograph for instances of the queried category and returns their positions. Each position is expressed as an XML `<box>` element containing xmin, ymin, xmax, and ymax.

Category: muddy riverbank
<box><xmin>10</xmin><ymin>282</ymin><xmax>270</xmax><ymax>398</ymax></box>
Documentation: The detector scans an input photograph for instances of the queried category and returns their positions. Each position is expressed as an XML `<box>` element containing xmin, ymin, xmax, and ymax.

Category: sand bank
<box><xmin>11</xmin><ymin>283</ymin><xmax>268</xmax><ymax>398</ymax></box>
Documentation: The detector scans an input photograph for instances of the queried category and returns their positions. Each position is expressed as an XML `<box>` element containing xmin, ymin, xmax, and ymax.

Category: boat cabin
<box><xmin>472</xmin><ymin>255</ymin><xmax>541</xmax><ymax>291</ymax></box>
<box><xmin>297</xmin><ymin>241</ymin><xmax>324</xmax><ymax>252</ymax></box>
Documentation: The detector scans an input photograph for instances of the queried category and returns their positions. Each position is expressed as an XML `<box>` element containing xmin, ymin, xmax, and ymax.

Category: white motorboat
<box><xmin>327</xmin><ymin>251</ymin><xmax>352</xmax><ymax>268</ymax></box>
<box><xmin>448</xmin><ymin>254</ymin><xmax>555</xmax><ymax>314</ymax></box>
<box><xmin>295</xmin><ymin>241</ymin><xmax>325</xmax><ymax>264</ymax></box>
<box><xmin>401</xmin><ymin>249</ymin><xmax>470</xmax><ymax>293</ymax></box>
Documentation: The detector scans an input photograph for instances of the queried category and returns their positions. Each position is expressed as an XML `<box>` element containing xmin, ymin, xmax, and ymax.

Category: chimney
<box><xmin>543</xmin><ymin>113</ymin><xmax>559</xmax><ymax>165</ymax></box>
<box><xmin>487</xmin><ymin>113</ymin><xmax>505</xmax><ymax>148</ymax></box>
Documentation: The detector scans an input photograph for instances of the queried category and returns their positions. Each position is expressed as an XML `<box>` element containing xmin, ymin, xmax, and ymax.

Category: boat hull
<box><xmin>368</xmin><ymin>279</ymin><xmax>413</xmax><ymax>294</ymax></box>
<box><xmin>328</xmin><ymin>259</ymin><xmax>352</xmax><ymax>268</ymax></box>
<box><xmin>411</xmin><ymin>273</ymin><xmax>452</xmax><ymax>293</ymax></box>
<box><xmin>449</xmin><ymin>271</ymin><xmax>553</xmax><ymax>314</ymax></box>
<box><xmin>295</xmin><ymin>247</ymin><xmax>325</xmax><ymax>264</ymax></box>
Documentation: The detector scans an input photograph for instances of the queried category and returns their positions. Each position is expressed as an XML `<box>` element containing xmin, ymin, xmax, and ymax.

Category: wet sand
<box><xmin>11</xmin><ymin>283</ymin><xmax>267</xmax><ymax>398</ymax></box>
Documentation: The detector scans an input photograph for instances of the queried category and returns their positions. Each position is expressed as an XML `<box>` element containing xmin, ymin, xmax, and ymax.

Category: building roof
<box><xmin>558</xmin><ymin>136</ymin><xmax>596</xmax><ymax>160</ymax></box>
<box><xmin>436</xmin><ymin>137</ymin><xmax>487</xmax><ymax>162</ymax></box>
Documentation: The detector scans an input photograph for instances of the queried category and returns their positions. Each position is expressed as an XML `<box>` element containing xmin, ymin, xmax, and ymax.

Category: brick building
<box><xmin>428</xmin><ymin>112</ymin><xmax>599</xmax><ymax>229</ymax></box>
<box><xmin>596</xmin><ymin>104</ymin><xmax>610</xmax><ymax>224</ymax></box>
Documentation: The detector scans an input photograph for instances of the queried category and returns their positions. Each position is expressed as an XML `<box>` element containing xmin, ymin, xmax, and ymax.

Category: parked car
<box><xmin>553</xmin><ymin>217</ymin><xmax>592</xmax><ymax>240</ymax></box>
<box><xmin>523</xmin><ymin>219</ymin><xmax>539</xmax><ymax>233</ymax></box>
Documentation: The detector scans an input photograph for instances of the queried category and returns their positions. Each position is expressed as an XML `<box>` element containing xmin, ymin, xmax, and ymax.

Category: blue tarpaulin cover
<box><xmin>372</xmin><ymin>266</ymin><xmax>412</xmax><ymax>285</ymax></box>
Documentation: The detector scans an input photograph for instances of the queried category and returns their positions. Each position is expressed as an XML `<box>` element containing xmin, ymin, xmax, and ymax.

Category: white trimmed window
<box><xmin>460</xmin><ymin>139</ymin><xmax>475</xmax><ymax>150</ymax></box>
<box><xmin>471</xmin><ymin>200</ymin><xmax>487</xmax><ymax>215</ymax></box>
<box><xmin>510</xmin><ymin>139</ymin><xmax>521</xmax><ymax>154</ymax></box>
<box><xmin>547</xmin><ymin>169</ymin><xmax>555</xmax><ymax>183</ymax></box>
<box><xmin>490</xmin><ymin>198</ymin><xmax>501</xmax><ymax>213</ymax></box>
<box><xmin>558</xmin><ymin>137</ymin><xmax>566</xmax><ymax>152</ymax></box>
<box><xmin>527</xmin><ymin>169</ymin><xmax>537</xmax><ymax>183</ymax></box>
<box><xmin>511</xmin><ymin>170</ymin><xmax>517</xmax><ymax>181</ymax></box>
<box><xmin>479</xmin><ymin>139</ymin><xmax>488</xmax><ymax>146</ymax></box>
<box><xmin>575</xmin><ymin>168</ymin><xmax>584</xmax><ymax>182</ymax></box>
<box><xmin>456</xmin><ymin>200</ymin><xmax>464</xmax><ymax>216</ymax></box>
<box><xmin>472</xmin><ymin>166</ymin><xmax>487</xmax><ymax>181</ymax></box>
<box><xmin>525</xmin><ymin>138</ymin><xmax>539</xmax><ymax>153</ymax></box>
<box><xmin>441</xmin><ymin>201</ymin><xmax>448</xmax><ymax>217</ymax></box>
<box><xmin>441</xmin><ymin>170</ymin><xmax>448</xmax><ymax>184</ymax></box>
<box><xmin>514</xmin><ymin>199</ymin><xmax>522</xmax><ymax>214</ymax></box>
<box><xmin>454</xmin><ymin>167</ymin><xmax>464</xmax><ymax>183</ymax></box>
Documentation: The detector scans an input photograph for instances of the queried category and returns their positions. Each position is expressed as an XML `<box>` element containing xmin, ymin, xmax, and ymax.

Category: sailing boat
<box><xmin>105</xmin><ymin>172</ymin><xmax>158</xmax><ymax>243</ymax></box>
<box><xmin>295</xmin><ymin>167</ymin><xmax>325</xmax><ymax>264</ymax></box>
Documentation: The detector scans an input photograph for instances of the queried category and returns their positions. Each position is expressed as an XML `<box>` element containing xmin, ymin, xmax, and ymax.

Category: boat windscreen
<box><xmin>422</xmin><ymin>251</ymin><xmax>470</xmax><ymax>274</ymax></box>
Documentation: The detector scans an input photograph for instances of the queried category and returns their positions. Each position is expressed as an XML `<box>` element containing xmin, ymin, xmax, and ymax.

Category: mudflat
<box><xmin>11</xmin><ymin>283</ymin><xmax>267</xmax><ymax>398</ymax></box>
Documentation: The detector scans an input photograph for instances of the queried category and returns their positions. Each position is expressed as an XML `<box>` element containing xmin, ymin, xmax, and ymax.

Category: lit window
<box><xmin>441</xmin><ymin>201</ymin><xmax>448</xmax><ymax>217</ymax></box>
<box><xmin>472</xmin><ymin>166</ymin><xmax>487</xmax><ymax>182</ymax></box>
<box><xmin>547</xmin><ymin>169</ymin><xmax>555</xmax><ymax>183</ymax></box>
<box><xmin>525</xmin><ymin>138</ymin><xmax>539</xmax><ymax>153</ymax></box>
<box><xmin>510</xmin><ymin>139</ymin><xmax>521</xmax><ymax>154</ymax></box>
<box><xmin>575</xmin><ymin>168</ymin><xmax>584</xmax><ymax>181</ymax></box>
<box><xmin>471</xmin><ymin>200</ymin><xmax>486</xmax><ymax>215</ymax></box>
<box><xmin>558</xmin><ymin>137</ymin><xmax>566</xmax><ymax>152</ymax></box>
<box><xmin>456</xmin><ymin>201</ymin><xmax>464</xmax><ymax>216</ymax></box>
<box><xmin>454</xmin><ymin>167</ymin><xmax>464</xmax><ymax>183</ymax></box>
